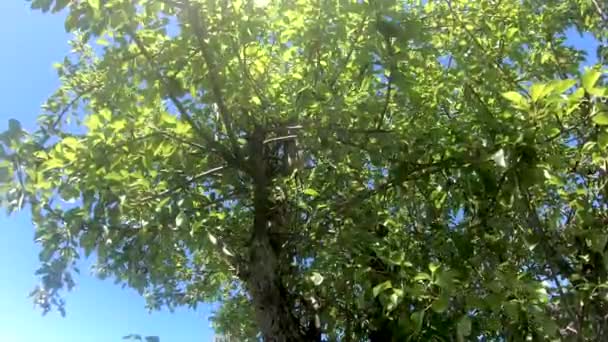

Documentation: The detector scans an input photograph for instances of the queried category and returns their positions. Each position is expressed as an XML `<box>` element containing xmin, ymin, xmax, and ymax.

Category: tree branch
<box><xmin>263</xmin><ymin>135</ymin><xmax>298</xmax><ymax>145</ymax></box>
<box><xmin>591</xmin><ymin>0</ymin><xmax>608</xmax><ymax>23</ymax></box>
<box><xmin>130</xmin><ymin>33</ymin><xmax>202</xmax><ymax>136</ymax></box>
<box><xmin>445</xmin><ymin>0</ymin><xmax>525</xmax><ymax>93</ymax></box>
<box><xmin>185</xmin><ymin>3</ymin><xmax>240</xmax><ymax>154</ymax></box>
<box><xmin>39</xmin><ymin>84</ymin><xmax>100</xmax><ymax>146</ymax></box>
<box><xmin>128</xmin><ymin>30</ymin><xmax>238</xmax><ymax>167</ymax></box>
<box><xmin>376</xmin><ymin>72</ymin><xmax>393</xmax><ymax>129</ymax></box>
<box><xmin>142</xmin><ymin>165</ymin><xmax>227</xmax><ymax>201</ymax></box>
<box><xmin>329</xmin><ymin>16</ymin><xmax>368</xmax><ymax>88</ymax></box>
<box><xmin>151</xmin><ymin>128</ymin><xmax>209</xmax><ymax>152</ymax></box>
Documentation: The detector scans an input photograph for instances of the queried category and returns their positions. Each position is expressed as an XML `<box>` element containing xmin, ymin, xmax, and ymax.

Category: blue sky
<box><xmin>0</xmin><ymin>2</ymin><xmax>214</xmax><ymax>341</ymax></box>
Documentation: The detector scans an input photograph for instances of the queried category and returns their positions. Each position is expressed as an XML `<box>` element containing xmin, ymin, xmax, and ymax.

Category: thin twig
<box><xmin>377</xmin><ymin>72</ymin><xmax>393</xmax><ymax>129</ymax></box>
<box><xmin>444</xmin><ymin>0</ymin><xmax>525</xmax><ymax>93</ymax></box>
<box><xmin>130</xmin><ymin>33</ymin><xmax>202</xmax><ymax>137</ymax></box>
<box><xmin>143</xmin><ymin>165</ymin><xmax>227</xmax><ymax>201</ymax></box>
<box><xmin>263</xmin><ymin>135</ymin><xmax>298</xmax><ymax>145</ymax></box>
<box><xmin>153</xmin><ymin>128</ymin><xmax>208</xmax><ymax>152</ymax></box>
<box><xmin>51</xmin><ymin>86</ymin><xmax>97</xmax><ymax>130</ymax></box>
<box><xmin>591</xmin><ymin>0</ymin><xmax>608</xmax><ymax>23</ymax></box>
<box><xmin>329</xmin><ymin>17</ymin><xmax>369</xmax><ymax>88</ymax></box>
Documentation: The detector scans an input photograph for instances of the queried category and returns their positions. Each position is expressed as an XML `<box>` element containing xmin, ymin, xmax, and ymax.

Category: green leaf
<box><xmin>411</xmin><ymin>310</ymin><xmax>425</xmax><ymax>333</ymax></box>
<box><xmin>386</xmin><ymin>291</ymin><xmax>401</xmax><ymax>311</ymax></box>
<box><xmin>52</xmin><ymin>0</ymin><xmax>71</xmax><ymax>12</ymax></box>
<box><xmin>435</xmin><ymin>269</ymin><xmax>455</xmax><ymax>290</ymax></box>
<box><xmin>85</xmin><ymin>114</ymin><xmax>102</xmax><ymax>131</ymax></box>
<box><xmin>457</xmin><ymin>316</ymin><xmax>472</xmax><ymax>338</ymax></box>
<box><xmin>208</xmin><ymin>233</ymin><xmax>217</xmax><ymax>245</ymax></box>
<box><xmin>502</xmin><ymin>91</ymin><xmax>528</xmax><ymax>109</ymax></box>
<box><xmin>504</xmin><ymin>301</ymin><xmax>519</xmax><ymax>320</ymax></box>
<box><xmin>31</xmin><ymin>0</ymin><xmax>53</xmax><ymax>12</ymax></box>
<box><xmin>310</xmin><ymin>272</ymin><xmax>324</xmax><ymax>286</ymax></box>
<box><xmin>414</xmin><ymin>272</ymin><xmax>432</xmax><ymax>282</ymax></box>
<box><xmin>61</xmin><ymin>136</ymin><xmax>80</xmax><ymax>149</ymax></box>
<box><xmin>593</xmin><ymin>112</ymin><xmax>608</xmax><ymax>125</ymax></box>
<box><xmin>175</xmin><ymin>211</ymin><xmax>187</xmax><ymax>229</ymax></box>
<box><xmin>42</xmin><ymin>158</ymin><xmax>64</xmax><ymax>171</ymax></box>
<box><xmin>588</xmin><ymin>233</ymin><xmax>608</xmax><ymax>254</ymax></box>
<box><xmin>123</xmin><ymin>334</ymin><xmax>143</xmax><ymax>340</ymax></box>
<box><xmin>88</xmin><ymin>0</ymin><xmax>100</xmax><ymax>10</ymax></box>
<box><xmin>538</xmin><ymin>314</ymin><xmax>558</xmax><ymax>336</ymax></box>
<box><xmin>372</xmin><ymin>280</ymin><xmax>392</xmax><ymax>297</ymax></box>
<box><xmin>530</xmin><ymin>83</ymin><xmax>549</xmax><ymax>102</ymax></box>
<box><xmin>598</xmin><ymin>131</ymin><xmax>608</xmax><ymax>148</ymax></box>
<box><xmin>96</xmin><ymin>38</ymin><xmax>109</xmax><ymax>46</ymax></box>
<box><xmin>582</xmin><ymin>68</ymin><xmax>602</xmax><ymax>92</ymax></box>
<box><xmin>492</xmin><ymin>149</ymin><xmax>507</xmax><ymax>168</ymax></box>
<box><xmin>302</xmin><ymin>188</ymin><xmax>319</xmax><ymax>197</ymax></box>
<box><xmin>104</xmin><ymin>172</ymin><xmax>123</xmax><ymax>182</ymax></box>
<box><xmin>535</xmin><ymin>286</ymin><xmax>549</xmax><ymax>303</ymax></box>
<box><xmin>431</xmin><ymin>292</ymin><xmax>449</xmax><ymax>313</ymax></box>
<box><xmin>8</xmin><ymin>118</ymin><xmax>21</xmax><ymax>134</ymax></box>
<box><xmin>428</xmin><ymin>262</ymin><xmax>440</xmax><ymax>274</ymax></box>
<box><xmin>549</xmin><ymin>79</ymin><xmax>576</xmax><ymax>94</ymax></box>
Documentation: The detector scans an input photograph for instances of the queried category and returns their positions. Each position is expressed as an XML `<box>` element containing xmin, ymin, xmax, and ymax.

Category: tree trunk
<box><xmin>244</xmin><ymin>127</ymin><xmax>306</xmax><ymax>341</ymax></box>
<box><xmin>247</xmin><ymin>233</ymin><xmax>304</xmax><ymax>341</ymax></box>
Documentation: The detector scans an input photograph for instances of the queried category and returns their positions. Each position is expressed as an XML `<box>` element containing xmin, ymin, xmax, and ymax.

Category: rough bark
<box><xmin>244</xmin><ymin>127</ymin><xmax>306</xmax><ymax>341</ymax></box>
<box><xmin>247</xmin><ymin>233</ymin><xmax>304</xmax><ymax>341</ymax></box>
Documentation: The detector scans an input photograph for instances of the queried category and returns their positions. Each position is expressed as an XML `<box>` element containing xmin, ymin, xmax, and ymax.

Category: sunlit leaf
<box><xmin>582</xmin><ymin>68</ymin><xmax>602</xmax><ymax>92</ymax></box>
<box><xmin>593</xmin><ymin>112</ymin><xmax>608</xmax><ymax>125</ymax></box>
<box><xmin>431</xmin><ymin>292</ymin><xmax>449</xmax><ymax>313</ymax></box>
<box><xmin>373</xmin><ymin>280</ymin><xmax>392</xmax><ymax>297</ymax></box>
<box><xmin>302</xmin><ymin>188</ymin><xmax>319</xmax><ymax>197</ymax></box>
<box><xmin>502</xmin><ymin>91</ymin><xmax>528</xmax><ymax>109</ymax></box>
<box><xmin>310</xmin><ymin>272</ymin><xmax>324</xmax><ymax>286</ymax></box>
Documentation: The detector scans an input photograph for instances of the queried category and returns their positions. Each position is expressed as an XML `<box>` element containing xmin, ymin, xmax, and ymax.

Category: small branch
<box><xmin>263</xmin><ymin>135</ymin><xmax>298</xmax><ymax>145</ymax></box>
<box><xmin>182</xmin><ymin>189</ymin><xmax>242</xmax><ymax>211</ymax></box>
<box><xmin>465</xmin><ymin>82</ymin><xmax>495</xmax><ymax>118</ymax></box>
<box><xmin>130</xmin><ymin>33</ymin><xmax>202</xmax><ymax>137</ymax></box>
<box><xmin>239</xmin><ymin>41</ymin><xmax>271</xmax><ymax>109</ymax></box>
<box><xmin>185</xmin><ymin>3</ymin><xmax>240</xmax><ymax>154</ymax></box>
<box><xmin>114</xmin><ymin>132</ymin><xmax>160</xmax><ymax>149</ymax></box>
<box><xmin>267</xmin><ymin>122</ymin><xmax>394</xmax><ymax>135</ymax></box>
<box><xmin>335</xmin><ymin>136</ymin><xmax>367</xmax><ymax>150</ymax></box>
<box><xmin>376</xmin><ymin>72</ymin><xmax>393</xmax><ymax>129</ymax></box>
<box><xmin>152</xmin><ymin>128</ymin><xmax>208</xmax><ymax>152</ymax></box>
<box><xmin>38</xmin><ymin>84</ymin><xmax>100</xmax><ymax>146</ymax></box>
<box><xmin>50</xmin><ymin>86</ymin><xmax>97</xmax><ymax>131</ymax></box>
<box><xmin>591</xmin><ymin>0</ymin><xmax>608</xmax><ymax>23</ymax></box>
<box><xmin>445</xmin><ymin>0</ymin><xmax>525</xmax><ymax>93</ymax></box>
<box><xmin>329</xmin><ymin>16</ymin><xmax>368</xmax><ymax>88</ymax></box>
<box><xmin>550</xmin><ymin>271</ymin><xmax>578</xmax><ymax>325</ymax></box>
<box><xmin>128</xmin><ymin>30</ymin><xmax>238</xmax><ymax>167</ymax></box>
<box><xmin>143</xmin><ymin>165</ymin><xmax>227</xmax><ymax>201</ymax></box>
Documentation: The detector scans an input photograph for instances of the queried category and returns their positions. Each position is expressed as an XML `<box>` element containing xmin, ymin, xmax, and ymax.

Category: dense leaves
<box><xmin>2</xmin><ymin>0</ymin><xmax>608</xmax><ymax>340</ymax></box>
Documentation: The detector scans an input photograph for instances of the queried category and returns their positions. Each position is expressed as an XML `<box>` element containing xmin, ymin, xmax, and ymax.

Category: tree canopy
<box><xmin>2</xmin><ymin>0</ymin><xmax>608</xmax><ymax>340</ymax></box>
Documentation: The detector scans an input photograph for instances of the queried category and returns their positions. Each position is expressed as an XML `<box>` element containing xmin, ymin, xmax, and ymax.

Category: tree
<box><xmin>123</xmin><ymin>335</ymin><xmax>160</xmax><ymax>342</ymax></box>
<box><xmin>2</xmin><ymin>0</ymin><xmax>608</xmax><ymax>340</ymax></box>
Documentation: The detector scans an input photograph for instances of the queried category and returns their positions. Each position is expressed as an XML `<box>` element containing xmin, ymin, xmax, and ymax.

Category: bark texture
<box><xmin>243</xmin><ymin>127</ymin><xmax>306</xmax><ymax>341</ymax></box>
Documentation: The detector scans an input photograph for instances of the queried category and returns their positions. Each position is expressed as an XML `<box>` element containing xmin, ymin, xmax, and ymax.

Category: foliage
<box><xmin>2</xmin><ymin>0</ymin><xmax>608</xmax><ymax>340</ymax></box>
<box><xmin>123</xmin><ymin>335</ymin><xmax>160</xmax><ymax>342</ymax></box>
